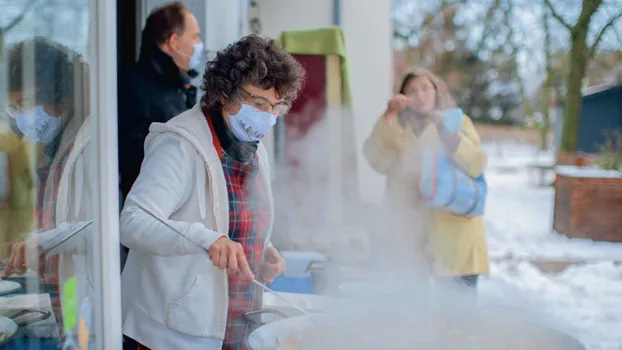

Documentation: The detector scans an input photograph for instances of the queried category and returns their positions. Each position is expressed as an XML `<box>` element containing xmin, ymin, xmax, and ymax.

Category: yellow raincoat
<box><xmin>363</xmin><ymin>114</ymin><xmax>489</xmax><ymax>276</ymax></box>
<box><xmin>0</xmin><ymin>121</ymin><xmax>35</xmax><ymax>251</ymax></box>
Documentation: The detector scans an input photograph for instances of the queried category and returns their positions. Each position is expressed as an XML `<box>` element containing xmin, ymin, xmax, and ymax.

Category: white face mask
<box><xmin>14</xmin><ymin>106</ymin><xmax>62</xmax><ymax>143</ymax></box>
<box><xmin>228</xmin><ymin>104</ymin><xmax>277</xmax><ymax>142</ymax></box>
<box><xmin>176</xmin><ymin>41</ymin><xmax>204</xmax><ymax>70</ymax></box>
<box><xmin>189</xmin><ymin>41</ymin><xmax>204</xmax><ymax>70</ymax></box>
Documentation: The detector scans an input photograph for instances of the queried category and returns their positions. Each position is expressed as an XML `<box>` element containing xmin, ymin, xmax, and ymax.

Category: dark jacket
<box><xmin>117</xmin><ymin>45</ymin><xmax>198</xmax><ymax>200</ymax></box>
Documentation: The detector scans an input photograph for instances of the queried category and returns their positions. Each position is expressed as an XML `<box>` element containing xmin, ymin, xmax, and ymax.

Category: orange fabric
<box><xmin>206</xmin><ymin>114</ymin><xmax>223</xmax><ymax>158</ymax></box>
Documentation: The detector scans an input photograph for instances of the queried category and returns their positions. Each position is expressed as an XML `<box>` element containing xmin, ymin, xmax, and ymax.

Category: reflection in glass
<box><xmin>0</xmin><ymin>11</ymin><xmax>94</xmax><ymax>346</ymax></box>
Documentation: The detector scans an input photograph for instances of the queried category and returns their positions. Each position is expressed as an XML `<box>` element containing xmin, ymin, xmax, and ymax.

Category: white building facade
<box><xmin>255</xmin><ymin>0</ymin><xmax>394</xmax><ymax>203</ymax></box>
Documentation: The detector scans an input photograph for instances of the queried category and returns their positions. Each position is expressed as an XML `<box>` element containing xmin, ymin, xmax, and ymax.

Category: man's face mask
<box><xmin>12</xmin><ymin>106</ymin><xmax>62</xmax><ymax>143</ymax></box>
<box><xmin>175</xmin><ymin>40</ymin><xmax>204</xmax><ymax>70</ymax></box>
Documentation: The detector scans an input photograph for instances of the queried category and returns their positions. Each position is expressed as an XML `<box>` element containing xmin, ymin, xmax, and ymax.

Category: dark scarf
<box><xmin>202</xmin><ymin>101</ymin><xmax>258</xmax><ymax>163</ymax></box>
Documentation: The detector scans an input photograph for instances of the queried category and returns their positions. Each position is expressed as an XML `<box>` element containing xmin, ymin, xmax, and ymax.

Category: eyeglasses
<box><xmin>239</xmin><ymin>87</ymin><xmax>290</xmax><ymax>116</ymax></box>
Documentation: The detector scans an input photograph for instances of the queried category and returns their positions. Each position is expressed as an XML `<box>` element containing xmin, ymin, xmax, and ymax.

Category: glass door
<box><xmin>0</xmin><ymin>0</ymin><xmax>121</xmax><ymax>348</ymax></box>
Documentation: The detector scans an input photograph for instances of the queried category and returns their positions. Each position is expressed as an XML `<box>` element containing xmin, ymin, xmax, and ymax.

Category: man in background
<box><xmin>117</xmin><ymin>1</ymin><xmax>203</xmax><ymax>269</ymax></box>
<box><xmin>118</xmin><ymin>1</ymin><xmax>203</xmax><ymax>202</ymax></box>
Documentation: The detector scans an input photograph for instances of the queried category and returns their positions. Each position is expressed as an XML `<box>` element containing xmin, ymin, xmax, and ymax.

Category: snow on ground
<box><xmin>481</xmin><ymin>141</ymin><xmax>622</xmax><ymax>350</ymax></box>
<box><xmin>557</xmin><ymin>165</ymin><xmax>622</xmax><ymax>178</ymax></box>
<box><xmin>483</xmin><ymin>141</ymin><xmax>622</xmax><ymax>262</ymax></box>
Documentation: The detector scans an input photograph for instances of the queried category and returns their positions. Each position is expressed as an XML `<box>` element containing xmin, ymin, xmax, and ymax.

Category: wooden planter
<box><xmin>554</xmin><ymin>166</ymin><xmax>622</xmax><ymax>242</ymax></box>
<box><xmin>556</xmin><ymin>152</ymin><xmax>598</xmax><ymax>166</ymax></box>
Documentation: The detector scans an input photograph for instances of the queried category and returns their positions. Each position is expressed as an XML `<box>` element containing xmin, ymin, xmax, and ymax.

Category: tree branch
<box><xmin>474</xmin><ymin>0</ymin><xmax>502</xmax><ymax>54</ymax></box>
<box><xmin>2</xmin><ymin>0</ymin><xmax>39</xmax><ymax>32</ymax></box>
<box><xmin>542</xmin><ymin>0</ymin><xmax>573</xmax><ymax>31</ymax></box>
<box><xmin>589</xmin><ymin>10</ymin><xmax>622</xmax><ymax>59</ymax></box>
<box><xmin>392</xmin><ymin>1</ymin><xmax>459</xmax><ymax>41</ymax></box>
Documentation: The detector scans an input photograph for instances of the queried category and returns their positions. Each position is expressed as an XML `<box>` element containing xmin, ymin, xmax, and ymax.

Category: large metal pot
<box><xmin>249</xmin><ymin>271</ymin><xmax>586</xmax><ymax>349</ymax></box>
<box><xmin>246</xmin><ymin>290</ymin><xmax>586</xmax><ymax>350</ymax></box>
<box><xmin>247</xmin><ymin>308</ymin><xmax>585</xmax><ymax>350</ymax></box>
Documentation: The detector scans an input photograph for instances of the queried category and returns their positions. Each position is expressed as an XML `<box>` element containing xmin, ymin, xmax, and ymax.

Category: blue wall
<box><xmin>577</xmin><ymin>86</ymin><xmax>622</xmax><ymax>153</ymax></box>
<box><xmin>556</xmin><ymin>86</ymin><xmax>622</xmax><ymax>153</ymax></box>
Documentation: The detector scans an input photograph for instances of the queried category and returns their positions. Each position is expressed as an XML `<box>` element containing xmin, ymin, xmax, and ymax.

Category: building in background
<box><xmin>553</xmin><ymin>84</ymin><xmax>622</xmax><ymax>164</ymax></box>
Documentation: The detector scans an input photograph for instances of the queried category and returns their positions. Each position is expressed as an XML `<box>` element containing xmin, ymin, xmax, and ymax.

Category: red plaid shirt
<box><xmin>206</xmin><ymin>114</ymin><xmax>270</xmax><ymax>350</ymax></box>
<box><xmin>220</xmin><ymin>152</ymin><xmax>269</xmax><ymax>350</ymax></box>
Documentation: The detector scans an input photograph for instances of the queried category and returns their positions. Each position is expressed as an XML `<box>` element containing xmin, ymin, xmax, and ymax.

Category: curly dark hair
<box><xmin>201</xmin><ymin>35</ymin><xmax>305</xmax><ymax>109</ymax></box>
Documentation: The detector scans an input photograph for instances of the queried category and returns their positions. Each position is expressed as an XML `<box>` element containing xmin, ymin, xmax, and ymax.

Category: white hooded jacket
<box><xmin>119</xmin><ymin>103</ymin><xmax>274</xmax><ymax>350</ymax></box>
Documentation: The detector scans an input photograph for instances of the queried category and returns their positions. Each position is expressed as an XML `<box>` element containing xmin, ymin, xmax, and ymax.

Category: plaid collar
<box><xmin>202</xmin><ymin>101</ymin><xmax>258</xmax><ymax>163</ymax></box>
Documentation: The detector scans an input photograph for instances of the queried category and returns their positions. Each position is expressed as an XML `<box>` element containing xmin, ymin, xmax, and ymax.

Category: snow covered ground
<box><xmin>481</xmin><ymin>141</ymin><xmax>622</xmax><ymax>350</ymax></box>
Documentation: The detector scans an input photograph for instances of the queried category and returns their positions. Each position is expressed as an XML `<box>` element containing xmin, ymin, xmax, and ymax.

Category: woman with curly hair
<box><xmin>119</xmin><ymin>35</ymin><xmax>305</xmax><ymax>350</ymax></box>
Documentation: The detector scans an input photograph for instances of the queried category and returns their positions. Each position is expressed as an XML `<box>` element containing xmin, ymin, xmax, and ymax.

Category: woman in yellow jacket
<box><xmin>363</xmin><ymin>68</ymin><xmax>489</xmax><ymax>287</ymax></box>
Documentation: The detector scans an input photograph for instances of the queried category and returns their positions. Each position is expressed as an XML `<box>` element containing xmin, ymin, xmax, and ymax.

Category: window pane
<box><xmin>0</xmin><ymin>0</ymin><xmax>99</xmax><ymax>348</ymax></box>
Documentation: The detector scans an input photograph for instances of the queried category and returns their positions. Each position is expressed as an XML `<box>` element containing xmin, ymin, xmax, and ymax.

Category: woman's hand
<box><xmin>385</xmin><ymin>94</ymin><xmax>411</xmax><ymax>122</ymax></box>
<box><xmin>260</xmin><ymin>247</ymin><xmax>286</xmax><ymax>284</ymax></box>
<box><xmin>428</xmin><ymin>109</ymin><xmax>461</xmax><ymax>152</ymax></box>
<box><xmin>208</xmin><ymin>236</ymin><xmax>254</xmax><ymax>280</ymax></box>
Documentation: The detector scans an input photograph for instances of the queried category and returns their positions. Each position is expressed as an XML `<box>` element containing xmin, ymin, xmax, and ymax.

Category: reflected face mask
<box><xmin>14</xmin><ymin>106</ymin><xmax>62</xmax><ymax>143</ymax></box>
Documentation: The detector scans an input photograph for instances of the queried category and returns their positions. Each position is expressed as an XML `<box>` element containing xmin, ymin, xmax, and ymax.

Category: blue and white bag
<box><xmin>417</xmin><ymin>109</ymin><xmax>487</xmax><ymax>216</ymax></box>
<box><xmin>418</xmin><ymin>153</ymin><xmax>487</xmax><ymax>217</ymax></box>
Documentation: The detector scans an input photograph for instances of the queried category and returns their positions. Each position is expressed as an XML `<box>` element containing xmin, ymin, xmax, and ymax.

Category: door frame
<box><xmin>90</xmin><ymin>0</ymin><xmax>122</xmax><ymax>348</ymax></box>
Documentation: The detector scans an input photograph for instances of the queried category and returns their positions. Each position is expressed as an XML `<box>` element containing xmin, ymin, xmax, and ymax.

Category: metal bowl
<box><xmin>0</xmin><ymin>316</ymin><xmax>18</xmax><ymax>346</ymax></box>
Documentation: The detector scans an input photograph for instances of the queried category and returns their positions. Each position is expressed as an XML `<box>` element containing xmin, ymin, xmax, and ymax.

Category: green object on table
<box><xmin>62</xmin><ymin>276</ymin><xmax>78</xmax><ymax>333</ymax></box>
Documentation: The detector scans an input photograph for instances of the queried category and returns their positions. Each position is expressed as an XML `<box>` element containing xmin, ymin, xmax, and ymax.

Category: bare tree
<box><xmin>393</xmin><ymin>0</ymin><xmax>462</xmax><ymax>42</ymax></box>
<box><xmin>502</xmin><ymin>0</ymin><xmax>535</xmax><ymax>122</ymax></box>
<box><xmin>0</xmin><ymin>0</ymin><xmax>38</xmax><ymax>58</ymax></box>
<box><xmin>540</xmin><ymin>5</ymin><xmax>555</xmax><ymax>151</ymax></box>
<box><xmin>543</xmin><ymin>0</ymin><xmax>622</xmax><ymax>152</ymax></box>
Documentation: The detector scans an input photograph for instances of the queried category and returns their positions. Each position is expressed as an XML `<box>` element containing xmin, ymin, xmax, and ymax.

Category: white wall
<box><xmin>255</xmin><ymin>0</ymin><xmax>393</xmax><ymax>203</ymax></box>
<box><xmin>256</xmin><ymin>0</ymin><xmax>334</xmax><ymax>39</ymax></box>
<box><xmin>204</xmin><ymin>0</ymin><xmax>246</xmax><ymax>54</ymax></box>
<box><xmin>341</xmin><ymin>0</ymin><xmax>393</xmax><ymax>203</ymax></box>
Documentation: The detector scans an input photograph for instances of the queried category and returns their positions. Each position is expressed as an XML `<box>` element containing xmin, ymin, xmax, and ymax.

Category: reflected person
<box><xmin>2</xmin><ymin>38</ymin><xmax>95</xmax><ymax>343</ymax></box>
